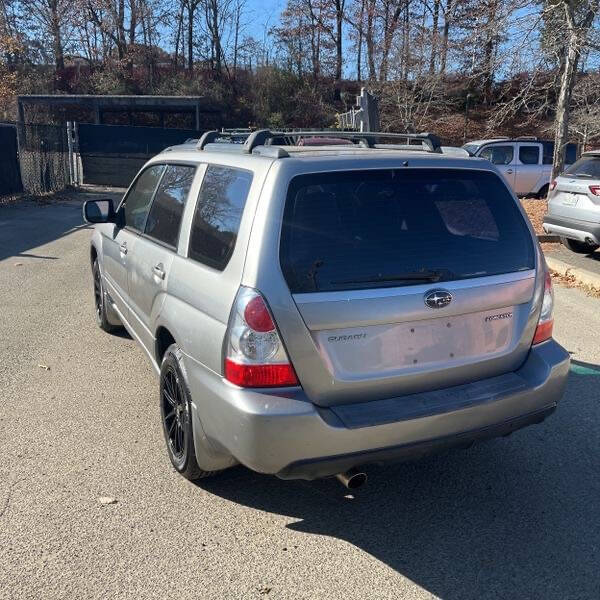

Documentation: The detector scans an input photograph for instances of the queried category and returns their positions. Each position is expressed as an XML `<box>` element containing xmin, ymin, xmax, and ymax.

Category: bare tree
<box><xmin>550</xmin><ymin>0</ymin><xmax>600</xmax><ymax>178</ymax></box>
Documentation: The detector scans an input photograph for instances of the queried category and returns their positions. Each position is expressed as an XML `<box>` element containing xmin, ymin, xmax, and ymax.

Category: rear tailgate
<box><xmin>277</xmin><ymin>167</ymin><xmax>538</xmax><ymax>407</ymax></box>
<box><xmin>549</xmin><ymin>155</ymin><xmax>600</xmax><ymax>222</ymax></box>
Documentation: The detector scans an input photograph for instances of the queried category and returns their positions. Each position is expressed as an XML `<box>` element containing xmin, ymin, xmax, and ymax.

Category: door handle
<box><xmin>152</xmin><ymin>264</ymin><xmax>166</xmax><ymax>280</ymax></box>
<box><xmin>119</xmin><ymin>242</ymin><xmax>128</xmax><ymax>255</ymax></box>
<box><xmin>506</xmin><ymin>169</ymin><xmax>514</xmax><ymax>174</ymax></box>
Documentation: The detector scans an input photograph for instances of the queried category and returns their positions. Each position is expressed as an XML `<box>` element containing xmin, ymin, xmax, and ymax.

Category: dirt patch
<box><xmin>0</xmin><ymin>189</ymin><xmax>79</xmax><ymax>207</ymax></box>
<box><xmin>550</xmin><ymin>269</ymin><xmax>600</xmax><ymax>298</ymax></box>
<box><xmin>520</xmin><ymin>197</ymin><xmax>547</xmax><ymax>235</ymax></box>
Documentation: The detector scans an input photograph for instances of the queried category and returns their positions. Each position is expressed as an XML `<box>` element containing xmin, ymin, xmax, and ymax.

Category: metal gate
<box><xmin>0</xmin><ymin>124</ymin><xmax>23</xmax><ymax>196</ymax></box>
<box><xmin>16</xmin><ymin>123</ymin><xmax>71</xmax><ymax>194</ymax></box>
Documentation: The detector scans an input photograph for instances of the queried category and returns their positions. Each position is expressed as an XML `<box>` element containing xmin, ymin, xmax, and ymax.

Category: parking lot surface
<box><xmin>546</xmin><ymin>244</ymin><xmax>600</xmax><ymax>276</ymax></box>
<box><xmin>1</xmin><ymin>197</ymin><xmax>599</xmax><ymax>600</ymax></box>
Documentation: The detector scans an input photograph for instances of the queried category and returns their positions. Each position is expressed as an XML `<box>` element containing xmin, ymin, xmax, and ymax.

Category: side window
<box><xmin>144</xmin><ymin>165</ymin><xmax>196</xmax><ymax>247</ymax></box>
<box><xmin>480</xmin><ymin>145</ymin><xmax>514</xmax><ymax>166</ymax></box>
<box><xmin>519</xmin><ymin>145</ymin><xmax>540</xmax><ymax>165</ymax></box>
<box><xmin>542</xmin><ymin>141</ymin><xmax>553</xmax><ymax>165</ymax></box>
<box><xmin>188</xmin><ymin>165</ymin><xmax>253</xmax><ymax>270</ymax></box>
<box><xmin>123</xmin><ymin>165</ymin><xmax>165</xmax><ymax>232</ymax></box>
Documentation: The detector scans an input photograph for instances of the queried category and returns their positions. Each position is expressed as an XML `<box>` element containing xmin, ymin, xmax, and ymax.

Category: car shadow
<box><xmin>196</xmin><ymin>359</ymin><xmax>600</xmax><ymax>599</ymax></box>
<box><xmin>0</xmin><ymin>190</ymin><xmax>123</xmax><ymax>263</ymax></box>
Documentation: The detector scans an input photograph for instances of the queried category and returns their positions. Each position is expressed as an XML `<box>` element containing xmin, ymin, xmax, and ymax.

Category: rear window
<box><xmin>280</xmin><ymin>169</ymin><xmax>535</xmax><ymax>293</ymax></box>
<box><xmin>519</xmin><ymin>145</ymin><xmax>540</xmax><ymax>165</ymax></box>
<box><xmin>542</xmin><ymin>142</ymin><xmax>578</xmax><ymax>165</ymax></box>
<box><xmin>564</xmin><ymin>156</ymin><xmax>600</xmax><ymax>178</ymax></box>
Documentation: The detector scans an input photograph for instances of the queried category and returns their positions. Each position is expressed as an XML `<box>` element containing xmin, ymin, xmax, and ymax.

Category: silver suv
<box><xmin>543</xmin><ymin>151</ymin><xmax>600</xmax><ymax>254</ymax></box>
<box><xmin>84</xmin><ymin>130</ymin><xmax>569</xmax><ymax>488</ymax></box>
<box><xmin>463</xmin><ymin>138</ymin><xmax>577</xmax><ymax>197</ymax></box>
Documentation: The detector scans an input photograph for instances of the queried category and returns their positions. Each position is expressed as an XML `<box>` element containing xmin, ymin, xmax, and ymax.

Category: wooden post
<box><xmin>67</xmin><ymin>121</ymin><xmax>74</xmax><ymax>186</ymax></box>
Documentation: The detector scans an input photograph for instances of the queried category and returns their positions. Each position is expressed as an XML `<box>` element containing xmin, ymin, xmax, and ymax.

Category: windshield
<box><xmin>564</xmin><ymin>156</ymin><xmax>600</xmax><ymax>178</ymax></box>
<box><xmin>462</xmin><ymin>144</ymin><xmax>480</xmax><ymax>155</ymax></box>
<box><xmin>280</xmin><ymin>169</ymin><xmax>534</xmax><ymax>293</ymax></box>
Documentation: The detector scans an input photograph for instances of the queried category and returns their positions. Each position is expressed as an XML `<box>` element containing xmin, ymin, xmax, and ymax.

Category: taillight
<box><xmin>589</xmin><ymin>185</ymin><xmax>600</xmax><ymax>196</ymax></box>
<box><xmin>532</xmin><ymin>270</ymin><xmax>554</xmax><ymax>345</ymax></box>
<box><xmin>224</xmin><ymin>287</ymin><xmax>299</xmax><ymax>387</ymax></box>
<box><xmin>549</xmin><ymin>180</ymin><xmax>557</xmax><ymax>191</ymax></box>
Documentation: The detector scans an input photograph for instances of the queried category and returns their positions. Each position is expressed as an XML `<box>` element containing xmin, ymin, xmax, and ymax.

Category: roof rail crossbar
<box><xmin>197</xmin><ymin>130</ymin><xmax>221</xmax><ymax>150</ymax></box>
<box><xmin>197</xmin><ymin>128</ymin><xmax>443</xmax><ymax>154</ymax></box>
<box><xmin>243</xmin><ymin>129</ymin><xmax>274</xmax><ymax>153</ymax></box>
<box><xmin>259</xmin><ymin>130</ymin><xmax>442</xmax><ymax>153</ymax></box>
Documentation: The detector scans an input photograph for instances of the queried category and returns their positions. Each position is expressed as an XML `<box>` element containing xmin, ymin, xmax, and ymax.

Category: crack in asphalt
<box><xmin>0</xmin><ymin>478</ymin><xmax>22</xmax><ymax>518</ymax></box>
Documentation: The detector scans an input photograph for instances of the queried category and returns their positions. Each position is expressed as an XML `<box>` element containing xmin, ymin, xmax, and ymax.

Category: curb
<box><xmin>545</xmin><ymin>255</ymin><xmax>600</xmax><ymax>289</ymax></box>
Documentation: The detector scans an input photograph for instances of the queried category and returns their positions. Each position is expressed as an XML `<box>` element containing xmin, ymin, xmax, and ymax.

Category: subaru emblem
<box><xmin>424</xmin><ymin>289</ymin><xmax>452</xmax><ymax>309</ymax></box>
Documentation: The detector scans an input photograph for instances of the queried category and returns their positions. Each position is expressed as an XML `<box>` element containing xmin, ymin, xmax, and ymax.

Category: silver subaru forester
<box><xmin>83</xmin><ymin>130</ymin><xmax>569</xmax><ymax>489</ymax></box>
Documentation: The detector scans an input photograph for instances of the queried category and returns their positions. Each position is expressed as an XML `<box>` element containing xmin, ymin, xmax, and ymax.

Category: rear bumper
<box><xmin>187</xmin><ymin>340</ymin><xmax>570</xmax><ymax>480</ymax></box>
<box><xmin>543</xmin><ymin>214</ymin><xmax>600</xmax><ymax>244</ymax></box>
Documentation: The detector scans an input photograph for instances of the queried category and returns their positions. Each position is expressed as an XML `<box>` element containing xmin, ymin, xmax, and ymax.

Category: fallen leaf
<box><xmin>38</xmin><ymin>364</ymin><xmax>50</xmax><ymax>371</ymax></box>
<box><xmin>98</xmin><ymin>496</ymin><xmax>118</xmax><ymax>506</ymax></box>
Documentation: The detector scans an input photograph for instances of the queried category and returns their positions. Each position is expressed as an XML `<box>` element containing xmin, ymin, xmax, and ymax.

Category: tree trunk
<box><xmin>440</xmin><ymin>0</ymin><xmax>451</xmax><ymax>73</ymax></box>
<box><xmin>356</xmin><ymin>0</ymin><xmax>365</xmax><ymax>81</ymax></box>
<box><xmin>174</xmin><ymin>2</ymin><xmax>184</xmax><ymax>69</ymax></box>
<box><xmin>187</xmin><ymin>3</ymin><xmax>193</xmax><ymax>72</ymax></box>
<box><xmin>551</xmin><ymin>0</ymin><xmax>598</xmax><ymax>178</ymax></box>
<box><xmin>233</xmin><ymin>3</ymin><xmax>240</xmax><ymax>77</ymax></box>
<box><xmin>429</xmin><ymin>0</ymin><xmax>440</xmax><ymax>74</ymax></box>
<box><xmin>129</xmin><ymin>0</ymin><xmax>136</xmax><ymax>47</ymax></box>
<box><xmin>49</xmin><ymin>0</ymin><xmax>65</xmax><ymax>71</ymax></box>
<box><xmin>552</xmin><ymin>30</ymin><xmax>579</xmax><ymax>179</ymax></box>
<box><xmin>366</xmin><ymin>0</ymin><xmax>376</xmax><ymax>80</ymax></box>
<box><xmin>334</xmin><ymin>0</ymin><xmax>343</xmax><ymax>97</ymax></box>
<box><xmin>379</xmin><ymin>1</ymin><xmax>403</xmax><ymax>82</ymax></box>
<box><xmin>402</xmin><ymin>0</ymin><xmax>410</xmax><ymax>79</ymax></box>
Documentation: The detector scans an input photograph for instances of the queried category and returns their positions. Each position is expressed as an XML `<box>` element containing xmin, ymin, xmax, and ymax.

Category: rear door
<box><xmin>276</xmin><ymin>168</ymin><xmax>537</xmax><ymax>406</ymax></box>
<box><xmin>127</xmin><ymin>164</ymin><xmax>196</xmax><ymax>351</ymax></box>
<box><xmin>478</xmin><ymin>144</ymin><xmax>517</xmax><ymax>191</ymax></box>
<box><xmin>515</xmin><ymin>143</ymin><xmax>542</xmax><ymax>195</ymax></box>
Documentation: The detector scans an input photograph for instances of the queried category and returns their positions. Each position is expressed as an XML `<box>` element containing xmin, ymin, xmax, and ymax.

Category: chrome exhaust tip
<box><xmin>335</xmin><ymin>468</ymin><xmax>367</xmax><ymax>490</ymax></box>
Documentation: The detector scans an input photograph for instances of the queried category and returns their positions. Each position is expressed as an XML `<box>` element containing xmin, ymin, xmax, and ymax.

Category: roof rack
<box><xmin>196</xmin><ymin>129</ymin><xmax>442</xmax><ymax>154</ymax></box>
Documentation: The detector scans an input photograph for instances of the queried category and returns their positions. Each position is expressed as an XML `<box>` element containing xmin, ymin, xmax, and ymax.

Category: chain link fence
<box><xmin>16</xmin><ymin>123</ymin><xmax>71</xmax><ymax>195</ymax></box>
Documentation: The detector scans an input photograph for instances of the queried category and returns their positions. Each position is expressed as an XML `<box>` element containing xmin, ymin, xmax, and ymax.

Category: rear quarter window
<box><xmin>188</xmin><ymin>165</ymin><xmax>253</xmax><ymax>270</ymax></box>
<box><xmin>280</xmin><ymin>168</ymin><xmax>534</xmax><ymax>293</ymax></box>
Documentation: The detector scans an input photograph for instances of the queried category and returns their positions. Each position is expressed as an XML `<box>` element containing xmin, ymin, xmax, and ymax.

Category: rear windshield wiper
<box><xmin>572</xmin><ymin>173</ymin><xmax>594</xmax><ymax>178</ymax></box>
<box><xmin>331</xmin><ymin>270</ymin><xmax>447</xmax><ymax>285</ymax></box>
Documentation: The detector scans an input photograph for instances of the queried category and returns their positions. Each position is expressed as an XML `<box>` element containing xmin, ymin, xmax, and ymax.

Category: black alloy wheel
<box><xmin>161</xmin><ymin>366</ymin><xmax>187</xmax><ymax>462</ymax></box>
<box><xmin>93</xmin><ymin>260</ymin><xmax>103</xmax><ymax>325</ymax></box>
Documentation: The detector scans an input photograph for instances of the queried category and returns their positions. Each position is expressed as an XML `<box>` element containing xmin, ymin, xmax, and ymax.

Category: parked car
<box><xmin>83</xmin><ymin>129</ymin><xmax>569</xmax><ymax>489</ymax></box>
<box><xmin>463</xmin><ymin>138</ymin><xmax>578</xmax><ymax>197</ymax></box>
<box><xmin>543</xmin><ymin>150</ymin><xmax>600</xmax><ymax>254</ymax></box>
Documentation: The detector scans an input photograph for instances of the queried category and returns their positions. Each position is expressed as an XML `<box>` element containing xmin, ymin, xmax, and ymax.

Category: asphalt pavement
<box><xmin>1</xmin><ymin>197</ymin><xmax>599</xmax><ymax>600</ymax></box>
<box><xmin>546</xmin><ymin>244</ymin><xmax>600</xmax><ymax>276</ymax></box>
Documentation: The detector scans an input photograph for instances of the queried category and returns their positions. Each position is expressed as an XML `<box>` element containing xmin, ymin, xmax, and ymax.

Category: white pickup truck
<box><xmin>463</xmin><ymin>138</ymin><xmax>578</xmax><ymax>197</ymax></box>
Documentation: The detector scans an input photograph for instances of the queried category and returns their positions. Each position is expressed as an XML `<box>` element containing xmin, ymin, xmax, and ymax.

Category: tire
<box><xmin>159</xmin><ymin>343</ymin><xmax>218</xmax><ymax>481</ymax></box>
<box><xmin>537</xmin><ymin>184</ymin><xmax>549</xmax><ymax>199</ymax></box>
<box><xmin>92</xmin><ymin>259</ymin><xmax>120</xmax><ymax>333</ymax></box>
<box><xmin>560</xmin><ymin>237</ymin><xmax>599</xmax><ymax>254</ymax></box>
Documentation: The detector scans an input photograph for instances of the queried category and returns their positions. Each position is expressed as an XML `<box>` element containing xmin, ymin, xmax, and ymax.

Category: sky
<box><xmin>239</xmin><ymin>0</ymin><xmax>285</xmax><ymax>38</ymax></box>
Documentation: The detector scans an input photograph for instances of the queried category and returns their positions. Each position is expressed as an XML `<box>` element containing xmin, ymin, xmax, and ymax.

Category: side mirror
<box><xmin>83</xmin><ymin>199</ymin><xmax>116</xmax><ymax>224</ymax></box>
